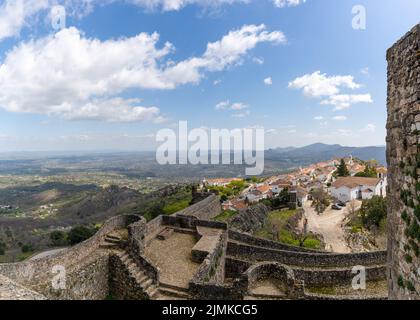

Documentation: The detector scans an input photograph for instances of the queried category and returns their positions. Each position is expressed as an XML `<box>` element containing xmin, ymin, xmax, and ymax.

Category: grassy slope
<box><xmin>255</xmin><ymin>210</ymin><xmax>321</xmax><ymax>250</ymax></box>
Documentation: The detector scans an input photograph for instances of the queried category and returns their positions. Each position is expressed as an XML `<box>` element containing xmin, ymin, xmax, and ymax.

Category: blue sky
<box><xmin>0</xmin><ymin>0</ymin><xmax>418</xmax><ymax>152</ymax></box>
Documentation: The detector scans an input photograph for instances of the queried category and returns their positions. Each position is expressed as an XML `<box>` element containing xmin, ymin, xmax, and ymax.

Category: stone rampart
<box><xmin>227</xmin><ymin>241</ymin><xmax>387</xmax><ymax>268</ymax></box>
<box><xmin>386</xmin><ymin>23</ymin><xmax>420</xmax><ymax>299</ymax></box>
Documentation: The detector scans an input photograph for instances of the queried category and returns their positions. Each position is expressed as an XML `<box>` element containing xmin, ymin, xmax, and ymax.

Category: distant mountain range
<box><xmin>265</xmin><ymin>143</ymin><xmax>386</xmax><ymax>169</ymax></box>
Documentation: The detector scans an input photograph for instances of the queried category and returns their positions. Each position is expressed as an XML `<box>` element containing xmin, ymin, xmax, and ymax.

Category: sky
<box><xmin>0</xmin><ymin>0</ymin><xmax>418</xmax><ymax>152</ymax></box>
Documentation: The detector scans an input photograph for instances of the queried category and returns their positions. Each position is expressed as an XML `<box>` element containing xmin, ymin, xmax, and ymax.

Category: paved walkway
<box><xmin>303</xmin><ymin>201</ymin><xmax>361</xmax><ymax>253</ymax></box>
<box><xmin>145</xmin><ymin>232</ymin><xmax>201</xmax><ymax>289</ymax></box>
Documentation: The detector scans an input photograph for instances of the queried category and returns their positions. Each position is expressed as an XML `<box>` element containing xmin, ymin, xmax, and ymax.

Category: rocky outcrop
<box><xmin>386</xmin><ymin>23</ymin><xmax>420</xmax><ymax>300</ymax></box>
<box><xmin>230</xmin><ymin>204</ymin><xmax>270</xmax><ymax>234</ymax></box>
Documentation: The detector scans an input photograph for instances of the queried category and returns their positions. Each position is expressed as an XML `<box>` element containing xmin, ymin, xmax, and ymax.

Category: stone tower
<box><xmin>386</xmin><ymin>24</ymin><xmax>419</xmax><ymax>300</ymax></box>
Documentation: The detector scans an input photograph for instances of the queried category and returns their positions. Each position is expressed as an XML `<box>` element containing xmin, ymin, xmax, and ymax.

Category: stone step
<box><xmin>146</xmin><ymin>285</ymin><xmax>159</xmax><ymax>298</ymax></box>
<box><xmin>106</xmin><ymin>234</ymin><xmax>122</xmax><ymax>241</ymax></box>
<box><xmin>141</xmin><ymin>279</ymin><xmax>153</xmax><ymax>289</ymax></box>
<box><xmin>248</xmin><ymin>292</ymin><xmax>286</xmax><ymax>300</ymax></box>
<box><xmin>104</xmin><ymin>237</ymin><xmax>123</xmax><ymax>245</ymax></box>
<box><xmin>99</xmin><ymin>243</ymin><xmax>119</xmax><ymax>249</ymax></box>
<box><xmin>159</xmin><ymin>282</ymin><xmax>190</xmax><ymax>294</ymax></box>
<box><xmin>158</xmin><ymin>287</ymin><xmax>191</xmax><ymax>299</ymax></box>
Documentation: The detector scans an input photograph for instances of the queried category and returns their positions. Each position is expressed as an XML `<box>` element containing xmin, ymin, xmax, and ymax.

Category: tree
<box><xmin>360</xmin><ymin>196</ymin><xmax>387</xmax><ymax>230</ymax></box>
<box><xmin>0</xmin><ymin>241</ymin><xmax>5</xmax><ymax>256</ymax></box>
<box><xmin>68</xmin><ymin>226</ymin><xmax>96</xmax><ymax>246</ymax></box>
<box><xmin>355</xmin><ymin>164</ymin><xmax>378</xmax><ymax>178</ymax></box>
<box><xmin>50</xmin><ymin>231</ymin><xmax>69</xmax><ymax>247</ymax></box>
<box><xmin>21</xmin><ymin>244</ymin><xmax>34</xmax><ymax>253</ymax></box>
<box><xmin>311</xmin><ymin>188</ymin><xmax>330</xmax><ymax>214</ymax></box>
<box><xmin>336</xmin><ymin>158</ymin><xmax>350</xmax><ymax>177</ymax></box>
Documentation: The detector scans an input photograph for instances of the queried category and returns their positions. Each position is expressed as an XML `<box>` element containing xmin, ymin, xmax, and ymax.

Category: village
<box><xmin>201</xmin><ymin>156</ymin><xmax>388</xmax><ymax>253</ymax></box>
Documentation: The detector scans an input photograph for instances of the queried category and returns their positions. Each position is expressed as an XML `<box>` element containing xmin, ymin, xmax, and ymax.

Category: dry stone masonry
<box><xmin>387</xmin><ymin>23</ymin><xmax>420</xmax><ymax>300</ymax></box>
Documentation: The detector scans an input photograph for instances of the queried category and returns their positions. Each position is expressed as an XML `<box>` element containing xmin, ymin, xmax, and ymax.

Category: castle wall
<box><xmin>108</xmin><ymin>253</ymin><xmax>148</xmax><ymax>300</ymax></box>
<box><xmin>227</xmin><ymin>241</ymin><xmax>386</xmax><ymax>268</ymax></box>
<box><xmin>228</xmin><ymin>230</ymin><xmax>324</xmax><ymax>253</ymax></box>
<box><xmin>0</xmin><ymin>214</ymin><xmax>140</xmax><ymax>299</ymax></box>
<box><xmin>225</xmin><ymin>256</ymin><xmax>385</xmax><ymax>287</ymax></box>
<box><xmin>176</xmin><ymin>194</ymin><xmax>222</xmax><ymax>220</ymax></box>
<box><xmin>386</xmin><ymin>24</ymin><xmax>420</xmax><ymax>299</ymax></box>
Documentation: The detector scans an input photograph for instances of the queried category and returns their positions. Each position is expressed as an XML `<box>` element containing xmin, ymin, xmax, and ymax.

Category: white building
<box><xmin>330</xmin><ymin>177</ymin><xmax>387</xmax><ymax>203</ymax></box>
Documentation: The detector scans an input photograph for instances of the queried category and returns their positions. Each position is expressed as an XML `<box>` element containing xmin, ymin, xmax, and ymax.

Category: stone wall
<box><xmin>0</xmin><ymin>214</ymin><xmax>140</xmax><ymax>299</ymax></box>
<box><xmin>229</xmin><ymin>204</ymin><xmax>270</xmax><ymax>234</ymax></box>
<box><xmin>127</xmin><ymin>218</ymin><xmax>160</xmax><ymax>282</ymax></box>
<box><xmin>386</xmin><ymin>23</ymin><xmax>420</xmax><ymax>300</ymax></box>
<box><xmin>227</xmin><ymin>241</ymin><xmax>387</xmax><ymax>268</ymax></box>
<box><xmin>225</xmin><ymin>256</ymin><xmax>385</xmax><ymax>287</ymax></box>
<box><xmin>176</xmin><ymin>194</ymin><xmax>222</xmax><ymax>220</ymax></box>
<box><xmin>0</xmin><ymin>274</ymin><xmax>46</xmax><ymax>300</ymax></box>
<box><xmin>228</xmin><ymin>230</ymin><xmax>324</xmax><ymax>253</ymax></box>
<box><xmin>109</xmin><ymin>254</ymin><xmax>148</xmax><ymax>300</ymax></box>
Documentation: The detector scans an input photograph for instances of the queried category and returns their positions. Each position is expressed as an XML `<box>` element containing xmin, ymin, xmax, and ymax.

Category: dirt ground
<box><xmin>303</xmin><ymin>200</ymin><xmax>362</xmax><ymax>253</ymax></box>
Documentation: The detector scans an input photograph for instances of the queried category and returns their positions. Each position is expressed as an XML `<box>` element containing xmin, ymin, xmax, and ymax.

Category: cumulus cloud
<box><xmin>288</xmin><ymin>71</ymin><xmax>360</xmax><ymax>97</ymax></box>
<box><xmin>314</xmin><ymin>116</ymin><xmax>324</xmax><ymax>120</ymax></box>
<box><xmin>272</xmin><ymin>0</ymin><xmax>306</xmax><ymax>8</ymax></box>
<box><xmin>321</xmin><ymin>94</ymin><xmax>373</xmax><ymax>111</ymax></box>
<box><xmin>264</xmin><ymin>77</ymin><xmax>273</xmax><ymax>85</ymax></box>
<box><xmin>215</xmin><ymin>100</ymin><xmax>248</xmax><ymax>111</ymax></box>
<box><xmin>129</xmin><ymin>0</ymin><xmax>249</xmax><ymax>12</ymax></box>
<box><xmin>0</xmin><ymin>0</ymin><xmax>294</xmax><ymax>42</ymax></box>
<box><xmin>0</xmin><ymin>24</ymin><xmax>282</xmax><ymax>122</ymax></box>
<box><xmin>289</xmin><ymin>71</ymin><xmax>373</xmax><ymax>111</ymax></box>
<box><xmin>0</xmin><ymin>0</ymin><xmax>50</xmax><ymax>40</ymax></box>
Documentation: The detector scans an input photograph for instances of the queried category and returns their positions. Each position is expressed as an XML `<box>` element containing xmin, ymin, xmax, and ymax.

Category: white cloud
<box><xmin>252</xmin><ymin>57</ymin><xmax>264</xmax><ymax>65</ymax></box>
<box><xmin>213</xmin><ymin>79</ymin><xmax>221</xmax><ymax>85</ymax></box>
<box><xmin>215</xmin><ymin>100</ymin><xmax>248</xmax><ymax>111</ymax></box>
<box><xmin>128</xmin><ymin>0</ymin><xmax>249</xmax><ymax>12</ymax></box>
<box><xmin>360</xmin><ymin>67</ymin><xmax>369</xmax><ymax>75</ymax></box>
<box><xmin>264</xmin><ymin>77</ymin><xmax>273</xmax><ymax>85</ymax></box>
<box><xmin>273</xmin><ymin>0</ymin><xmax>306</xmax><ymax>8</ymax></box>
<box><xmin>0</xmin><ymin>1</ymin><xmax>291</xmax><ymax>42</ymax></box>
<box><xmin>321</xmin><ymin>94</ymin><xmax>373</xmax><ymax>110</ymax></box>
<box><xmin>289</xmin><ymin>71</ymin><xmax>373</xmax><ymax>111</ymax></box>
<box><xmin>289</xmin><ymin>71</ymin><xmax>360</xmax><ymax>97</ymax></box>
<box><xmin>314</xmin><ymin>116</ymin><xmax>324</xmax><ymax>120</ymax></box>
<box><xmin>0</xmin><ymin>0</ymin><xmax>50</xmax><ymax>40</ymax></box>
<box><xmin>0</xmin><ymin>25</ymin><xmax>282</xmax><ymax>122</ymax></box>
<box><xmin>332</xmin><ymin>115</ymin><xmax>347</xmax><ymax>121</ymax></box>
<box><xmin>360</xmin><ymin>123</ymin><xmax>376</xmax><ymax>133</ymax></box>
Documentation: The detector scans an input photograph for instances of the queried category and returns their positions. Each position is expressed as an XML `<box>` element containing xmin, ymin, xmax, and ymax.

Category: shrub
<box><xmin>397</xmin><ymin>275</ymin><xmax>405</xmax><ymax>288</ymax></box>
<box><xmin>21</xmin><ymin>244</ymin><xmax>34</xmax><ymax>253</ymax></box>
<box><xmin>360</xmin><ymin>196</ymin><xmax>387</xmax><ymax>230</ymax></box>
<box><xmin>68</xmin><ymin>226</ymin><xmax>96</xmax><ymax>246</ymax></box>
<box><xmin>50</xmin><ymin>231</ymin><xmax>69</xmax><ymax>247</ymax></box>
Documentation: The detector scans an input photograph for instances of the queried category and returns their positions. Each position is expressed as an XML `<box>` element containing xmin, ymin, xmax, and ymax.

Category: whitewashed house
<box><xmin>330</xmin><ymin>177</ymin><xmax>386</xmax><ymax>203</ymax></box>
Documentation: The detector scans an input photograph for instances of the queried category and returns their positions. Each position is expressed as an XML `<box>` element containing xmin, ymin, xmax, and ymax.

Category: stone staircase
<box><xmin>116</xmin><ymin>251</ymin><xmax>159</xmax><ymax>299</ymax></box>
<box><xmin>100</xmin><ymin>230</ymin><xmax>128</xmax><ymax>249</ymax></box>
<box><xmin>156</xmin><ymin>282</ymin><xmax>191</xmax><ymax>300</ymax></box>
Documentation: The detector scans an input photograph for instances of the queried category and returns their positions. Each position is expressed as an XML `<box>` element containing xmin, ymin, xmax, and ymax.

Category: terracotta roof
<box><xmin>332</xmin><ymin>177</ymin><xmax>381</xmax><ymax>189</ymax></box>
<box><xmin>256</xmin><ymin>185</ymin><xmax>271</xmax><ymax>193</ymax></box>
